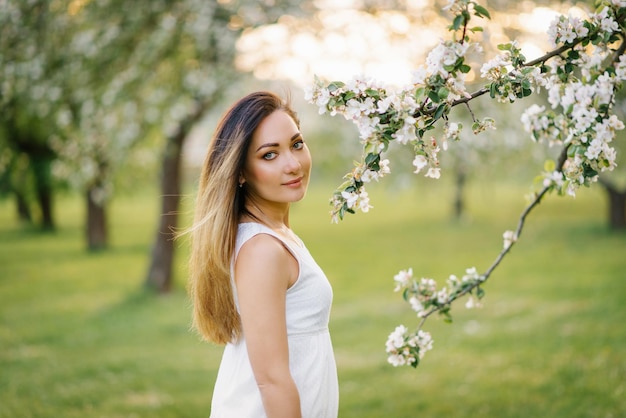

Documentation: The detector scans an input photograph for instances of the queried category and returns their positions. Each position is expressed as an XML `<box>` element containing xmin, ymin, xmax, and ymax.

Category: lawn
<box><xmin>0</xmin><ymin>180</ymin><xmax>624</xmax><ymax>417</ymax></box>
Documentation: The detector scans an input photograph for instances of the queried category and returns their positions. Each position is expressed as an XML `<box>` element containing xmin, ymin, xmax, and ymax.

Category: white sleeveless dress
<box><xmin>210</xmin><ymin>223</ymin><xmax>339</xmax><ymax>417</ymax></box>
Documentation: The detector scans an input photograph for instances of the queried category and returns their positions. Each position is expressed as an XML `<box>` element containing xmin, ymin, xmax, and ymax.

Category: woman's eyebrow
<box><xmin>255</xmin><ymin>142</ymin><xmax>279</xmax><ymax>152</ymax></box>
<box><xmin>255</xmin><ymin>133</ymin><xmax>302</xmax><ymax>152</ymax></box>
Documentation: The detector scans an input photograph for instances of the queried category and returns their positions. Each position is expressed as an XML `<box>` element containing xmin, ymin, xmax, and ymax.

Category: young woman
<box><xmin>187</xmin><ymin>91</ymin><xmax>338</xmax><ymax>417</ymax></box>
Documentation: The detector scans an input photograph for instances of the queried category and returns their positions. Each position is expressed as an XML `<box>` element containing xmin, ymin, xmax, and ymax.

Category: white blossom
<box><xmin>409</xmin><ymin>296</ymin><xmax>424</xmax><ymax>314</ymax></box>
<box><xmin>341</xmin><ymin>190</ymin><xmax>359</xmax><ymax>209</ymax></box>
<box><xmin>593</xmin><ymin>7</ymin><xmax>619</xmax><ymax>33</ymax></box>
<box><xmin>393</xmin><ymin>268</ymin><xmax>413</xmax><ymax>291</ymax></box>
<box><xmin>426</xmin><ymin>167</ymin><xmax>441</xmax><ymax>179</ymax></box>
<box><xmin>358</xmin><ymin>189</ymin><xmax>372</xmax><ymax>212</ymax></box>
<box><xmin>503</xmin><ymin>230</ymin><xmax>517</xmax><ymax>249</ymax></box>
<box><xmin>412</xmin><ymin>155</ymin><xmax>428</xmax><ymax>173</ymax></box>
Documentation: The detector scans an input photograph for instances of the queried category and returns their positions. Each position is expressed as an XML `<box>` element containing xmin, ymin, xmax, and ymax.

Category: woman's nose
<box><xmin>284</xmin><ymin>151</ymin><xmax>302</xmax><ymax>172</ymax></box>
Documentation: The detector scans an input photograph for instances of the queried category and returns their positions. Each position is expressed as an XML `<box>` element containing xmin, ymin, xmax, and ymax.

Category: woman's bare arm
<box><xmin>235</xmin><ymin>234</ymin><xmax>301</xmax><ymax>418</ymax></box>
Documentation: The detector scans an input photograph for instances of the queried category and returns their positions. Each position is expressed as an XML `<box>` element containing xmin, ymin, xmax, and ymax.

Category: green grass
<box><xmin>0</xmin><ymin>181</ymin><xmax>625</xmax><ymax>417</ymax></box>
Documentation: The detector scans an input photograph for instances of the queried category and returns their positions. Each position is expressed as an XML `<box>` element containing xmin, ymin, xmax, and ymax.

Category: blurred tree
<box><xmin>1</xmin><ymin>0</ymin><xmax>312</xmax><ymax>289</ymax></box>
<box><xmin>0</xmin><ymin>1</ymin><xmax>69</xmax><ymax>230</ymax></box>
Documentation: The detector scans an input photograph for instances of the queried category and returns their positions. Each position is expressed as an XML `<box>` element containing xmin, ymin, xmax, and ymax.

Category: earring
<box><xmin>238</xmin><ymin>182</ymin><xmax>243</xmax><ymax>188</ymax></box>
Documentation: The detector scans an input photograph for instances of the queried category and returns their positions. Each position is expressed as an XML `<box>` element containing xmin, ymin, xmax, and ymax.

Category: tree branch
<box><xmin>417</xmin><ymin>145</ymin><xmax>570</xmax><ymax>325</ymax></box>
<box><xmin>428</xmin><ymin>36</ymin><xmax>591</xmax><ymax>113</ymax></box>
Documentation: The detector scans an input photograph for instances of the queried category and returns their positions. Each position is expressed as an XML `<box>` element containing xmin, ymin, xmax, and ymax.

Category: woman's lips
<box><xmin>283</xmin><ymin>177</ymin><xmax>303</xmax><ymax>187</ymax></box>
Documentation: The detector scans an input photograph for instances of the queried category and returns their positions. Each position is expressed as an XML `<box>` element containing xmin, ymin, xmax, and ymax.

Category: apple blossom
<box><xmin>306</xmin><ymin>0</ymin><xmax>626</xmax><ymax>368</ymax></box>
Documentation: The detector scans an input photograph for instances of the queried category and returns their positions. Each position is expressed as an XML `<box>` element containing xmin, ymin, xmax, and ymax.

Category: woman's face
<box><xmin>241</xmin><ymin>110</ymin><xmax>312</xmax><ymax>206</ymax></box>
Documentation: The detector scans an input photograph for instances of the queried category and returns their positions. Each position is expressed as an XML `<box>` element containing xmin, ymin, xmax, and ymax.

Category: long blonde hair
<box><xmin>187</xmin><ymin>91</ymin><xmax>299</xmax><ymax>344</ymax></box>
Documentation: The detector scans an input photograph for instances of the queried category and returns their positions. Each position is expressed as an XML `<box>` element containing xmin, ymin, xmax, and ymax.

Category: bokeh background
<box><xmin>1</xmin><ymin>0</ymin><xmax>625</xmax><ymax>416</ymax></box>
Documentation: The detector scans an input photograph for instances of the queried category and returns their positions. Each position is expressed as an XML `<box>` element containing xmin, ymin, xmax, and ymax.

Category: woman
<box><xmin>187</xmin><ymin>91</ymin><xmax>338</xmax><ymax>417</ymax></box>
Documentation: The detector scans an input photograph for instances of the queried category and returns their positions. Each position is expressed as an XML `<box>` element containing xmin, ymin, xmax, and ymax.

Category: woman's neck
<box><xmin>242</xmin><ymin>200</ymin><xmax>290</xmax><ymax>230</ymax></box>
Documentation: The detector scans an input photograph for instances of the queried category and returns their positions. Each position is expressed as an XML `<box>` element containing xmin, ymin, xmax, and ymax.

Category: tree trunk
<box><xmin>599</xmin><ymin>178</ymin><xmax>626</xmax><ymax>230</ymax></box>
<box><xmin>606</xmin><ymin>188</ymin><xmax>626</xmax><ymax>230</ymax></box>
<box><xmin>31</xmin><ymin>155</ymin><xmax>55</xmax><ymax>229</ymax></box>
<box><xmin>145</xmin><ymin>102</ymin><xmax>209</xmax><ymax>292</ymax></box>
<box><xmin>14</xmin><ymin>189</ymin><xmax>32</xmax><ymax>222</ymax></box>
<box><xmin>37</xmin><ymin>181</ymin><xmax>54</xmax><ymax>230</ymax></box>
<box><xmin>10</xmin><ymin>156</ymin><xmax>33</xmax><ymax>223</ymax></box>
<box><xmin>86</xmin><ymin>187</ymin><xmax>108</xmax><ymax>250</ymax></box>
<box><xmin>5</xmin><ymin>118</ymin><xmax>56</xmax><ymax>229</ymax></box>
<box><xmin>608</xmin><ymin>190</ymin><xmax>626</xmax><ymax>230</ymax></box>
<box><xmin>144</xmin><ymin>134</ymin><xmax>183</xmax><ymax>292</ymax></box>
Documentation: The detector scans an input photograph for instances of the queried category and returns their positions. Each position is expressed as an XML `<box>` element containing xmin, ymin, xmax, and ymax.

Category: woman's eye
<box><xmin>263</xmin><ymin>151</ymin><xmax>277</xmax><ymax>160</ymax></box>
<box><xmin>293</xmin><ymin>140</ymin><xmax>304</xmax><ymax>150</ymax></box>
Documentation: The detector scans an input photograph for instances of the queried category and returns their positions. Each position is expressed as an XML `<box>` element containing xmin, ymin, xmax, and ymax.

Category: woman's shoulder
<box><xmin>238</xmin><ymin>232</ymin><xmax>290</xmax><ymax>262</ymax></box>
<box><xmin>235</xmin><ymin>224</ymin><xmax>299</xmax><ymax>287</ymax></box>
<box><xmin>236</xmin><ymin>222</ymin><xmax>297</xmax><ymax>258</ymax></box>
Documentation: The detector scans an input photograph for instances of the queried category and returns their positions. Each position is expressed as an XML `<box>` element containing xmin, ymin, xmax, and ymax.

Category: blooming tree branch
<box><xmin>306</xmin><ymin>0</ymin><xmax>626</xmax><ymax>368</ymax></box>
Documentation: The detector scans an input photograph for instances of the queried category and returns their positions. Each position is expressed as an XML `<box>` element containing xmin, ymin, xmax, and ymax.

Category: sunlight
<box><xmin>235</xmin><ymin>2</ymin><xmax>588</xmax><ymax>88</ymax></box>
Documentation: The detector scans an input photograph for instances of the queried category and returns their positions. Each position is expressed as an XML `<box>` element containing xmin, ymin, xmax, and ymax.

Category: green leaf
<box><xmin>568</xmin><ymin>49</ymin><xmax>580</xmax><ymax>60</ymax></box>
<box><xmin>433</xmin><ymin>103</ymin><xmax>447</xmax><ymax>121</ymax></box>
<box><xmin>338</xmin><ymin>205</ymin><xmax>346</xmax><ymax>220</ymax></box>
<box><xmin>497</xmin><ymin>42</ymin><xmax>512</xmax><ymax>51</ymax></box>
<box><xmin>438</xmin><ymin>87</ymin><xmax>450</xmax><ymax>100</ymax></box>
<box><xmin>531</xmin><ymin>131</ymin><xmax>539</xmax><ymax>142</ymax></box>
<box><xmin>469</xmin><ymin>26</ymin><xmax>484</xmax><ymax>32</ymax></box>
<box><xmin>440</xmin><ymin>306</ymin><xmax>453</xmax><ymax>323</ymax></box>
<box><xmin>365</xmin><ymin>153</ymin><xmax>379</xmax><ymax>165</ymax></box>
<box><xmin>327</xmin><ymin>81</ymin><xmax>345</xmax><ymax>92</ymax></box>
<box><xmin>489</xmin><ymin>82</ymin><xmax>497</xmax><ymax>98</ymax></box>
<box><xmin>544</xmin><ymin>159</ymin><xmax>556</xmax><ymax>172</ymax></box>
<box><xmin>365</xmin><ymin>88</ymin><xmax>380</xmax><ymax>98</ymax></box>
<box><xmin>473</xmin><ymin>4</ymin><xmax>491</xmax><ymax>19</ymax></box>
<box><xmin>591</xmin><ymin>34</ymin><xmax>602</xmax><ymax>45</ymax></box>
<box><xmin>574</xmin><ymin>145</ymin><xmax>585</xmax><ymax>156</ymax></box>
<box><xmin>452</xmin><ymin>14</ymin><xmax>465</xmax><ymax>31</ymax></box>
<box><xmin>411</xmin><ymin>357</ymin><xmax>420</xmax><ymax>368</ymax></box>
<box><xmin>583</xmin><ymin>164</ymin><xmax>598</xmax><ymax>178</ymax></box>
<box><xmin>459</xmin><ymin>64</ymin><xmax>471</xmax><ymax>73</ymax></box>
<box><xmin>428</xmin><ymin>90</ymin><xmax>441</xmax><ymax>103</ymax></box>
